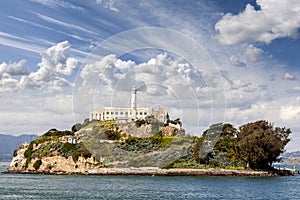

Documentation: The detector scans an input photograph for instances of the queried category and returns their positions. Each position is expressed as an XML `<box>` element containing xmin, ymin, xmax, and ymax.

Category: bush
<box><xmin>33</xmin><ymin>159</ymin><xmax>42</xmax><ymax>170</ymax></box>
<box><xmin>13</xmin><ymin>149</ymin><xmax>18</xmax><ymax>157</ymax></box>
<box><xmin>24</xmin><ymin>143</ymin><xmax>34</xmax><ymax>158</ymax></box>
<box><xmin>71</xmin><ymin>123</ymin><xmax>82</xmax><ymax>132</ymax></box>
<box><xmin>59</xmin><ymin>142</ymin><xmax>92</xmax><ymax>162</ymax></box>
<box><xmin>44</xmin><ymin>129</ymin><xmax>74</xmax><ymax>137</ymax></box>
<box><xmin>104</xmin><ymin>130</ymin><xmax>121</xmax><ymax>140</ymax></box>
<box><xmin>135</xmin><ymin>119</ymin><xmax>146</xmax><ymax>127</ymax></box>
<box><xmin>61</xmin><ymin>143</ymin><xmax>76</xmax><ymax>154</ymax></box>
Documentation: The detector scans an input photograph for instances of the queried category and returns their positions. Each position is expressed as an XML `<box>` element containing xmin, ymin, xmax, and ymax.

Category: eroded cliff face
<box><xmin>9</xmin><ymin>144</ymin><xmax>99</xmax><ymax>174</ymax></box>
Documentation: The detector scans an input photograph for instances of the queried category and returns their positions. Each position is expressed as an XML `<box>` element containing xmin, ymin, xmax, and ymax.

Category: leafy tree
<box><xmin>236</xmin><ymin>120</ymin><xmax>291</xmax><ymax>169</ymax></box>
<box><xmin>71</xmin><ymin>123</ymin><xmax>82</xmax><ymax>132</ymax></box>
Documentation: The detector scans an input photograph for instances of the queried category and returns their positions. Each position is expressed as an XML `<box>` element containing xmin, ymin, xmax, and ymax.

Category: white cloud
<box><xmin>96</xmin><ymin>0</ymin><xmax>119</xmax><ymax>12</ymax></box>
<box><xmin>287</xmin><ymin>86</ymin><xmax>300</xmax><ymax>93</ymax></box>
<box><xmin>74</xmin><ymin>53</ymin><xmax>215</xmax><ymax>131</ymax></box>
<box><xmin>244</xmin><ymin>44</ymin><xmax>263</xmax><ymax>62</ymax></box>
<box><xmin>0</xmin><ymin>74</ymin><xmax>19</xmax><ymax>92</ymax></box>
<box><xmin>0</xmin><ymin>60</ymin><xmax>29</xmax><ymax>77</ymax></box>
<box><xmin>0</xmin><ymin>33</ymin><xmax>45</xmax><ymax>54</ymax></box>
<box><xmin>31</xmin><ymin>0</ymin><xmax>84</xmax><ymax>11</ymax></box>
<box><xmin>0</xmin><ymin>93</ymin><xmax>75</xmax><ymax>135</ymax></box>
<box><xmin>0</xmin><ymin>41</ymin><xmax>78</xmax><ymax>92</ymax></box>
<box><xmin>283</xmin><ymin>72</ymin><xmax>297</xmax><ymax>81</ymax></box>
<box><xmin>229</xmin><ymin>55</ymin><xmax>246</xmax><ymax>67</ymax></box>
<box><xmin>25</xmin><ymin>41</ymin><xmax>78</xmax><ymax>88</ymax></box>
<box><xmin>34</xmin><ymin>12</ymin><xmax>99</xmax><ymax>36</ymax></box>
<box><xmin>215</xmin><ymin>0</ymin><xmax>300</xmax><ymax>45</ymax></box>
<box><xmin>280</xmin><ymin>105</ymin><xmax>300</xmax><ymax>122</ymax></box>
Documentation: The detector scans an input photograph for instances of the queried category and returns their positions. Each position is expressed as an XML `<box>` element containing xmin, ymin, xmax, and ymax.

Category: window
<box><xmin>125</xmin><ymin>112</ymin><xmax>128</xmax><ymax>115</ymax></box>
<box><xmin>106</xmin><ymin>112</ymin><xmax>109</xmax><ymax>115</ymax></box>
<box><xmin>116</xmin><ymin>112</ymin><xmax>118</xmax><ymax>115</ymax></box>
<box><xmin>139</xmin><ymin>112</ymin><xmax>142</xmax><ymax>115</ymax></box>
<box><xmin>144</xmin><ymin>112</ymin><xmax>147</xmax><ymax>115</ymax></box>
<box><xmin>111</xmin><ymin>112</ymin><xmax>114</xmax><ymax>115</ymax></box>
<box><xmin>120</xmin><ymin>112</ymin><xmax>123</xmax><ymax>115</ymax></box>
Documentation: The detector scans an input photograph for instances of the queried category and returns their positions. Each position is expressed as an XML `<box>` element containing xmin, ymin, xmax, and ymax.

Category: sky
<box><xmin>0</xmin><ymin>0</ymin><xmax>299</xmax><ymax>152</ymax></box>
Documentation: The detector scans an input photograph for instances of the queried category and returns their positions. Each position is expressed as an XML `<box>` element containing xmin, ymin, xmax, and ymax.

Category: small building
<box><xmin>68</xmin><ymin>137</ymin><xmax>77</xmax><ymax>144</ymax></box>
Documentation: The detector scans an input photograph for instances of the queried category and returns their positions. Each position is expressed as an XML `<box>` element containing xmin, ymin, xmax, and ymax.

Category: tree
<box><xmin>236</xmin><ymin>120</ymin><xmax>291</xmax><ymax>169</ymax></box>
<box><xmin>71</xmin><ymin>123</ymin><xmax>82</xmax><ymax>132</ymax></box>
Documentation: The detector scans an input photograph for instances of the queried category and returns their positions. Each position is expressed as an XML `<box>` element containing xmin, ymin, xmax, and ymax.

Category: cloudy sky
<box><xmin>0</xmin><ymin>0</ymin><xmax>299</xmax><ymax>151</ymax></box>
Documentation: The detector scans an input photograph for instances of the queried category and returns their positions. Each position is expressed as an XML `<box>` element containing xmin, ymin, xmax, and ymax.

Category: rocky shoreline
<box><xmin>3</xmin><ymin>168</ymin><xmax>295</xmax><ymax>177</ymax></box>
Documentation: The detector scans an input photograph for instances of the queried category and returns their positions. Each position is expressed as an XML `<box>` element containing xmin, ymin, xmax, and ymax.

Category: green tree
<box><xmin>71</xmin><ymin>123</ymin><xmax>82</xmax><ymax>132</ymax></box>
<box><xmin>236</xmin><ymin>120</ymin><xmax>291</xmax><ymax>169</ymax></box>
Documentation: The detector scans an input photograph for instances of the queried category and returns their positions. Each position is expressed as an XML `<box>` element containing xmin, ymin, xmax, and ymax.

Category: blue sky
<box><xmin>0</xmin><ymin>0</ymin><xmax>299</xmax><ymax>151</ymax></box>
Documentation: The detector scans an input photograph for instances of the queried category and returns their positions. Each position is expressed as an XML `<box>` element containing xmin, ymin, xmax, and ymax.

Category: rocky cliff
<box><xmin>7</xmin><ymin>119</ymin><xmax>187</xmax><ymax>173</ymax></box>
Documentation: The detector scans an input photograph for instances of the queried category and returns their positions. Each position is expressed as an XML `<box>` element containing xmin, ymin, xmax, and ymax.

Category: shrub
<box><xmin>24</xmin><ymin>143</ymin><xmax>34</xmax><ymax>158</ymax></box>
<box><xmin>61</xmin><ymin>143</ymin><xmax>76</xmax><ymax>154</ymax></box>
<box><xmin>135</xmin><ymin>119</ymin><xmax>146</xmax><ymax>127</ymax></box>
<box><xmin>33</xmin><ymin>159</ymin><xmax>42</xmax><ymax>170</ymax></box>
<box><xmin>13</xmin><ymin>149</ymin><xmax>18</xmax><ymax>157</ymax></box>
<box><xmin>44</xmin><ymin>129</ymin><xmax>74</xmax><ymax>137</ymax></box>
<box><xmin>47</xmin><ymin>164</ymin><xmax>53</xmax><ymax>170</ymax></box>
<box><xmin>71</xmin><ymin>123</ymin><xmax>82</xmax><ymax>132</ymax></box>
<box><xmin>104</xmin><ymin>130</ymin><xmax>121</xmax><ymax>140</ymax></box>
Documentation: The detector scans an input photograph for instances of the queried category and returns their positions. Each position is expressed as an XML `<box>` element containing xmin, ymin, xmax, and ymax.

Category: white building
<box><xmin>90</xmin><ymin>87</ymin><xmax>149</xmax><ymax>121</ymax></box>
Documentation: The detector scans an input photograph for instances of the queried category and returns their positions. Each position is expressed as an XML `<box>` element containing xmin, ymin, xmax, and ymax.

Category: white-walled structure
<box><xmin>90</xmin><ymin>87</ymin><xmax>149</xmax><ymax>121</ymax></box>
<box><xmin>90</xmin><ymin>106</ymin><xmax>149</xmax><ymax>121</ymax></box>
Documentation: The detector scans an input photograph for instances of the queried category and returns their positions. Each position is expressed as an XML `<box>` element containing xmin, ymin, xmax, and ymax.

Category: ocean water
<box><xmin>0</xmin><ymin>162</ymin><xmax>299</xmax><ymax>200</ymax></box>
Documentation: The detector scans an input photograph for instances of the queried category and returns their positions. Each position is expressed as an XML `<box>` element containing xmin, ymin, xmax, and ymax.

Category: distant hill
<box><xmin>281</xmin><ymin>151</ymin><xmax>300</xmax><ymax>164</ymax></box>
<box><xmin>283</xmin><ymin>151</ymin><xmax>300</xmax><ymax>159</ymax></box>
<box><xmin>0</xmin><ymin>134</ymin><xmax>38</xmax><ymax>161</ymax></box>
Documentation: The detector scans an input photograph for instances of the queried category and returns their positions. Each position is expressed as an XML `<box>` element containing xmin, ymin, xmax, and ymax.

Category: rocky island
<box><xmin>6</xmin><ymin>117</ymin><xmax>294</xmax><ymax>176</ymax></box>
<box><xmin>5</xmin><ymin>87</ymin><xmax>294</xmax><ymax>176</ymax></box>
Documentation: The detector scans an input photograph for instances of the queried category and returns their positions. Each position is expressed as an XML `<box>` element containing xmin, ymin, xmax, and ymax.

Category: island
<box><xmin>5</xmin><ymin>88</ymin><xmax>295</xmax><ymax>176</ymax></box>
<box><xmin>5</xmin><ymin>118</ymin><xmax>294</xmax><ymax>176</ymax></box>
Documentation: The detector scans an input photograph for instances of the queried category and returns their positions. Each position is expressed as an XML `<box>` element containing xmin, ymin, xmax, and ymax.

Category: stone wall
<box><xmin>117</xmin><ymin>122</ymin><xmax>155</xmax><ymax>138</ymax></box>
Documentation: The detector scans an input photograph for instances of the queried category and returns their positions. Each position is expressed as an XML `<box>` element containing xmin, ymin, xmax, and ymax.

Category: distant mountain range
<box><xmin>0</xmin><ymin>134</ymin><xmax>38</xmax><ymax>161</ymax></box>
<box><xmin>281</xmin><ymin>151</ymin><xmax>300</xmax><ymax>164</ymax></box>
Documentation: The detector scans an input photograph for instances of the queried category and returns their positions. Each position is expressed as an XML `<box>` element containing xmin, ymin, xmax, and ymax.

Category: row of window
<box><xmin>105</xmin><ymin>111</ymin><xmax>147</xmax><ymax>116</ymax></box>
<box><xmin>91</xmin><ymin>111</ymin><xmax>148</xmax><ymax>119</ymax></box>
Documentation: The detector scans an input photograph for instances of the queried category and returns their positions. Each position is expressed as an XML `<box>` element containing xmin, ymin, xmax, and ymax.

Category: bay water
<box><xmin>0</xmin><ymin>162</ymin><xmax>299</xmax><ymax>199</ymax></box>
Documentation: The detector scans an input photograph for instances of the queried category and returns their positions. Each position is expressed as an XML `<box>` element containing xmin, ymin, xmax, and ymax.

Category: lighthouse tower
<box><xmin>131</xmin><ymin>87</ymin><xmax>137</xmax><ymax>119</ymax></box>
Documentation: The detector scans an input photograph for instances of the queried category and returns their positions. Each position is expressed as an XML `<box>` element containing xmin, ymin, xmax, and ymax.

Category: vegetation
<box><xmin>59</xmin><ymin>142</ymin><xmax>92</xmax><ymax>162</ymax></box>
<box><xmin>17</xmin><ymin>119</ymin><xmax>291</xmax><ymax>171</ymax></box>
<box><xmin>168</xmin><ymin>120</ymin><xmax>291</xmax><ymax>170</ymax></box>
<box><xmin>236</xmin><ymin>120</ymin><xmax>291</xmax><ymax>169</ymax></box>
<box><xmin>168</xmin><ymin>118</ymin><xmax>182</xmax><ymax>127</ymax></box>
<box><xmin>71</xmin><ymin>123</ymin><xmax>83</xmax><ymax>132</ymax></box>
<box><xmin>103</xmin><ymin>129</ymin><xmax>121</xmax><ymax>140</ymax></box>
<box><xmin>13</xmin><ymin>149</ymin><xmax>18</xmax><ymax>157</ymax></box>
<box><xmin>21</xmin><ymin>128</ymin><xmax>92</xmax><ymax>169</ymax></box>
<box><xmin>118</xmin><ymin>134</ymin><xmax>162</xmax><ymax>153</ymax></box>
<box><xmin>135</xmin><ymin>119</ymin><xmax>147</xmax><ymax>127</ymax></box>
<box><xmin>33</xmin><ymin>159</ymin><xmax>42</xmax><ymax>170</ymax></box>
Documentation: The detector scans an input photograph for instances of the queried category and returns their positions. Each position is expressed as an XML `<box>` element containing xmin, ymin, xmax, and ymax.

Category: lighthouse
<box><xmin>131</xmin><ymin>87</ymin><xmax>137</xmax><ymax>119</ymax></box>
